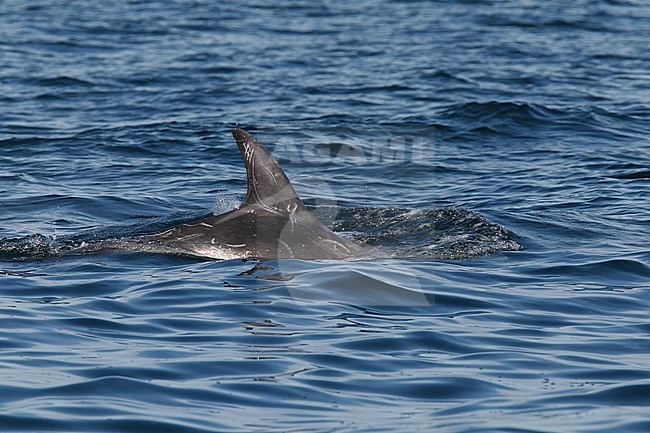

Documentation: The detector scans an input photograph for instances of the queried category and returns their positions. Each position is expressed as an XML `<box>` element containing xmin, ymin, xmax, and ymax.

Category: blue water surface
<box><xmin>1</xmin><ymin>0</ymin><xmax>649</xmax><ymax>432</ymax></box>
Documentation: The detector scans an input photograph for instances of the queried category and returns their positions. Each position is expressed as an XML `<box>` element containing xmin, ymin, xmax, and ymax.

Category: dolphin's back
<box><xmin>142</xmin><ymin>130</ymin><xmax>363</xmax><ymax>260</ymax></box>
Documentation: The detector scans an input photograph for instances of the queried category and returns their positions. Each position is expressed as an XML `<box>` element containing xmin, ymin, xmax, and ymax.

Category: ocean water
<box><xmin>1</xmin><ymin>0</ymin><xmax>649</xmax><ymax>432</ymax></box>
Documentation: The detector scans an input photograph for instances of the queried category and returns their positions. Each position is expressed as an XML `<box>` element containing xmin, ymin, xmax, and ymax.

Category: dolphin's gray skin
<box><xmin>137</xmin><ymin>129</ymin><xmax>365</xmax><ymax>260</ymax></box>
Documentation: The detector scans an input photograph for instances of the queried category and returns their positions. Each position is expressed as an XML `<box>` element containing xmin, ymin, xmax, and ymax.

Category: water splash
<box><xmin>331</xmin><ymin>206</ymin><xmax>522</xmax><ymax>259</ymax></box>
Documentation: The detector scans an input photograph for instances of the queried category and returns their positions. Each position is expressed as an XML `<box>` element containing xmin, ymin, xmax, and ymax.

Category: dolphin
<box><xmin>133</xmin><ymin>129</ymin><xmax>365</xmax><ymax>260</ymax></box>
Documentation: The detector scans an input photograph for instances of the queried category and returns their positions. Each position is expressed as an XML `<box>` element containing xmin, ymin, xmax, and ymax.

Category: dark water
<box><xmin>1</xmin><ymin>0</ymin><xmax>649</xmax><ymax>432</ymax></box>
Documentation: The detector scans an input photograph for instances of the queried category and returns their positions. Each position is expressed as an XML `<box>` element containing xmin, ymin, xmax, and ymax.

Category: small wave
<box><xmin>438</xmin><ymin>101</ymin><xmax>648</xmax><ymax>141</ymax></box>
<box><xmin>0</xmin><ymin>136</ymin><xmax>57</xmax><ymax>148</ymax></box>
<box><xmin>528</xmin><ymin>258</ymin><xmax>650</xmax><ymax>282</ymax></box>
<box><xmin>438</xmin><ymin>101</ymin><xmax>564</xmax><ymax>137</ymax></box>
<box><xmin>478</xmin><ymin>12</ymin><xmax>616</xmax><ymax>33</ymax></box>
<box><xmin>609</xmin><ymin>171</ymin><xmax>650</xmax><ymax>180</ymax></box>
<box><xmin>440</xmin><ymin>100</ymin><xmax>561</xmax><ymax>124</ymax></box>
<box><xmin>542</xmin><ymin>382</ymin><xmax>650</xmax><ymax>407</ymax></box>
<box><xmin>418</xmin><ymin>69</ymin><xmax>474</xmax><ymax>84</ymax></box>
<box><xmin>34</xmin><ymin>76</ymin><xmax>95</xmax><ymax>87</ymax></box>
<box><xmin>302</xmin><ymin>83</ymin><xmax>413</xmax><ymax>96</ymax></box>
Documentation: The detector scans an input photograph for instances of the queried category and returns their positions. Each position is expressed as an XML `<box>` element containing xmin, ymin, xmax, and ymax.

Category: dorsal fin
<box><xmin>232</xmin><ymin>129</ymin><xmax>306</xmax><ymax>212</ymax></box>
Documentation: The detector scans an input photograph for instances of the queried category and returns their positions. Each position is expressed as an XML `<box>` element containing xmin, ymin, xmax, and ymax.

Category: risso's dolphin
<box><xmin>135</xmin><ymin>129</ymin><xmax>365</xmax><ymax>260</ymax></box>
